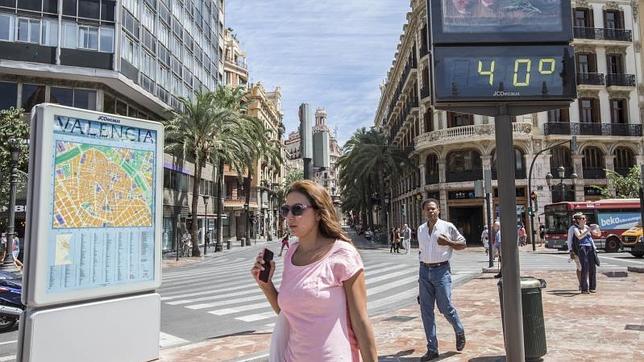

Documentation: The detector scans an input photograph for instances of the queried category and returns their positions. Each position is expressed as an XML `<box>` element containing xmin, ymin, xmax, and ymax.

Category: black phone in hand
<box><xmin>259</xmin><ymin>248</ymin><xmax>274</xmax><ymax>283</ymax></box>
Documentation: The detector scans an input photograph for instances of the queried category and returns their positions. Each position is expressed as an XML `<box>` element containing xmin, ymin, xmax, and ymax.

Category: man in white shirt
<box><xmin>417</xmin><ymin>199</ymin><xmax>466</xmax><ymax>361</ymax></box>
<box><xmin>402</xmin><ymin>224</ymin><xmax>412</xmax><ymax>255</ymax></box>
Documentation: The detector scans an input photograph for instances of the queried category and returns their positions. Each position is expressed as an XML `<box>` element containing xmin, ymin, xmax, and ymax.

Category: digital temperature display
<box><xmin>433</xmin><ymin>45</ymin><xmax>576</xmax><ymax>103</ymax></box>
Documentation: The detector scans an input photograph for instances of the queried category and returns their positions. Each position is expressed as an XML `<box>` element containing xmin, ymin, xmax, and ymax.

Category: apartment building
<box><xmin>374</xmin><ymin>0</ymin><xmax>643</xmax><ymax>245</ymax></box>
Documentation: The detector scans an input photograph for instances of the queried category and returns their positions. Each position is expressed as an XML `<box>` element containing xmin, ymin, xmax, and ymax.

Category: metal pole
<box><xmin>176</xmin><ymin>215</ymin><xmax>180</xmax><ymax>261</ymax></box>
<box><xmin>203</xmin><ymin>199</ymin><xmax>208</xmax><ymax>257</ymax></box>
<box><xmin>303</xmin><ymin>158</ymin><xmax>313</xmax><ymax>180</ymax></box>
<box><xmin>486</xmin><ymin>192</ymin><xmax>493</xmax><ymax>268</ymax></box>
<box><xmin>1</xmin><ymin>153</ymin><xmax>19</xmax><ymax>271</ymax></box>
<box><xmin>640</xmin><ymin>165</ymin><xmax>644</xmax><ymax>226</ymax></box>
<box><xmin>494</xmin><ymin>111</ymin><xmax>525</xmax><ymax>361</ymax></box>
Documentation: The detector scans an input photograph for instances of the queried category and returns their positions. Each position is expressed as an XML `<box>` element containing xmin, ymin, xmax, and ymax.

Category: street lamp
<box><xmin>1</xmin><ymin>139</ymin><xmax>21</xmax><ymax>271</ymax></box>
<box><xmin>384</xmin><ymin>195</ymin><xmax>391</xmax><ymax>245</ymax></box>
<box><xmin>202</xmin><ymin>194</ymin><xmax>210</xmax><ymax>256</ymax></box>
<box><xmin>546</xmin><ymin>166</ymin><xmax>578</xmax><ymax>203</ymax></box>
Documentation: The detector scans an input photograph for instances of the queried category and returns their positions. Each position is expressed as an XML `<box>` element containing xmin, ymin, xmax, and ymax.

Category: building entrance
<box><xmin>449</xmin><ymin>206</ymin><xmax>484</xmax><ymax>245</ymax></box>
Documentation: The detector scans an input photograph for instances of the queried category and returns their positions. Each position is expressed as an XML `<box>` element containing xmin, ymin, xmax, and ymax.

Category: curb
<box><xmin>627</xmin><ymin>266</ymin><xmax>644</xmax><ymax>273</ymax></box>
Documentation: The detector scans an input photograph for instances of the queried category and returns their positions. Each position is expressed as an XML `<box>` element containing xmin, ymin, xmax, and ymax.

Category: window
<box><xmin>123</xmin><ymin>10</ymin><xmax>140</xmax><ymax>38</ymax></box>
<box><xmin>141</xmin><ymin>50</ymin><xmax>155</xmax><ymax>77</ymax></box>
<box><xmin>99</xmin><ymin>26</ymin><xmax>114</xmax><ymax>52</ymax></box>
<box><xmin>41</xmin><ymin>18</ymin><xmax>58</xmax><ymax>46</ymax></box>
<box><xmin>17</xmin><ymin>18</ymin><xmax>41</xmax><ymax>44</ymax></box>
<box><xmin>614</xmin><ymin>147</ymin><xmax>634</xmax><ymax>172</ymax></box>
<box><xmin>73</xmin><ymin>89</ymin><xmax>96</xmax><ymax>110</ymax></box>
<box><xmin>121</xmin><ymin>34</ymin><xmax>139</xmax><ymax>67</ymax></box>
<box><xmin>0</xmin><ymin>82</ymin><xmax>18</xmax><ymax>110</ymax></box>
<box><xmin>122</xmin><ymin>0</ymin><xmax>139</xmax><ymax>18</ymax></box>
<box><xmin>78</xmin><ymin>25</ymin><xmax>98</xmax><ymax>50</ymax></box>
<box><xmin>101</xmin><ymin>0</ymin><xmax>115</xmax><ymax>21</ymax></box>
<box><xmin>547</xmin><ymin>109</ymin><xmax>569</xmax><ymax>123</ymax></box>
<box><xmin>63</xmin><ymin>0</ymin><xmax>76</xmax><ymax>16</ymax></box>
<box><xmin>116</xmin><ymin>99</ymin><xmax>127</xmax><ymax>115</ymax></box>
<box><xmin>576</xmin><ymin>53</ymin><xmax>596</xmax><ymax>73</ymax></box>
<box><xmin>158</xmin><ymin>23</ymin><xmax>169</xmax><ymax>46</ymax></box>
<box><xmin>158</xmin><ymin>64</ymin><xmax>169</xmax><ymax>88</ymax></box>
<box><xmin>610</xmin><ymin>99</ymin><xmax>627</xmax><ymax>124</ymax></box>
<box><xmin>447</xmin><ymin>112</ymin><xmax>473</xmax><ymax>128</ymax></box>
<box><xmin>607</xmin><ymin>54</ymin><xmax>623</xmax><ymax>74</ymax></box>
<box><xmin>103</xmin><ymin>92</ymin><xmax>115</xmax><ymax>114</ymax></box>
<box><xmin>574</xmin><ymin>8</ymin><xmax>592</xmax><ymax>27</ymax></box>
<box><xmin>62</xmin><ymin>21</ymin><xmax>77</xmax><ymax>48</ymax></box>
<box><xmin>579</xmin><ymin>98</ymin><xmax>598</xmax><ymax>123</ymax></box>
<box><xmin>142</xmin><ymin>5</ymin><xmax>154</xmax><ymax>32</ymax></box>
<box><xmin>78</xmin><ymin>0</ymin><xmax>100</xmax><ymax>19</ymax></box>
<box><xmin>18</xmin><ymin>0</ymin><xmax>42</xmax><ymax>12</ymax></box>
<box><xmin>604</xmin><ymin>10</ymin><xmax>623</xmax><ymax>29</ymax></box>
<box><xmin>50</xmin><ymin>87</ymin><xmax>74</xmax><ymax>106</ymax></box>
<box><xmin>582</xmin><ymin>147</ymin><xmax>604</xmax><ymax>170</ymax></box>
<box><xmin>0</xmin><ymin>13</ymin><xmax>15</xmax><ymax>42</ymax></box>
<box><xmin>21</xmin><ymin>84</ymin><xmax>45</xmax><ymax>112</ymax></box>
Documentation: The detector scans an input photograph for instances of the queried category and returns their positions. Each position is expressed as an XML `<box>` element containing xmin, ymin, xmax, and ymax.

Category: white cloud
<box><xmin>226</xmin><ymin>0</ymin><xmax>409</xmax><ymax>145</ymax></box>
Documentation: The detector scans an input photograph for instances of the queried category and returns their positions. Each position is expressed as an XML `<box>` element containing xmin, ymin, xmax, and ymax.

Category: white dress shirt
<box><xmin>417</xmin><ymin>219</ymin><xmax>466</xmax><ymax>264</ymax></box>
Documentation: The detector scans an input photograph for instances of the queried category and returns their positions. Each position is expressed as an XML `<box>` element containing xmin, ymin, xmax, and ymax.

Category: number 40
<box><xmin>478</xmin><ymin>58</ymin><xmax>556</xmax><ymax>87</ymax></box>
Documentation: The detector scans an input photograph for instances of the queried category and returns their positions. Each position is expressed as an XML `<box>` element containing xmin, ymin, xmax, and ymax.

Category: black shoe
<box><xmin>456</xmin><ymin>332</ymin><xmax>466</xmax><ymax>351</ymax></box>
<box><xmin>493</xmin><ymin>273</ymin><xmax>502</xmax><ymax>279</ymax></box>
<box><xmin>420</xmin><ymin>351</ymin><xmax>440</xmax><ymax>361</ymax></box>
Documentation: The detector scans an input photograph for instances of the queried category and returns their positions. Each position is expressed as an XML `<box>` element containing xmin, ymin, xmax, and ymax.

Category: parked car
<box><xmin>621</xmin><ymin>224</ymin><xmax>643</xmax><ymax>258</ymax></box>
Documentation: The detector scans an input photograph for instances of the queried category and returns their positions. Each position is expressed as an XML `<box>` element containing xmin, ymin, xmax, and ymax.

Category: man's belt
<box><xmin>420</xmin><ymin>260</ymin><xmax>449</xmax><ymax>268</ymax></box>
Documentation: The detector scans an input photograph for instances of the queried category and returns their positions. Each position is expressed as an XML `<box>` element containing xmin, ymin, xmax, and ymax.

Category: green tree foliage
<box><xmin>0</xmin><ymin>107</ymin><xmax>29</xmax><ymax>231</ymax></box>
<box><xmin>337</xmin><ymin>127</ymin><xmax>412</xmax><ymax>233</ymax></box>
<box><xmin>593</xmin><ymin>165</ymin><xmax>641</xmax><ymax>199</ymax></box>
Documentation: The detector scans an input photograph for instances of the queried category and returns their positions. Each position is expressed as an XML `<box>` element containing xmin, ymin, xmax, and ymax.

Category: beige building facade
<box><xmin>374</xmin><ymin>0</ymin><xmax>644</xmax><ymax>247</ymax></box>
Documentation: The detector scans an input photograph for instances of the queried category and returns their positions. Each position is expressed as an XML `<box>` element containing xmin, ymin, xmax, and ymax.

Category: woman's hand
<box><xmin>251</xmin><ymin>250</ymin><xmax>275</xmax><ymax>288</ymax></box>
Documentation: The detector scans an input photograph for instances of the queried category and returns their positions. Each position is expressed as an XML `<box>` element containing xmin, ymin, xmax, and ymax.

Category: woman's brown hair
<box><xmin>287</xmin><ymin>180</ymin><xmax>351</xmax><ymax>242</ymax></box>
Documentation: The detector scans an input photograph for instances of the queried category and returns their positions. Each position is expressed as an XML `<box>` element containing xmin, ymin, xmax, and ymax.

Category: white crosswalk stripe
<box><xmin>161</xmin><ymin>256</ymin><xmax>423</xmax><ymax>326</ymax></box>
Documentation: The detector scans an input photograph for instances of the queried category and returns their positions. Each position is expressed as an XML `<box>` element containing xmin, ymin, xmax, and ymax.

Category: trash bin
<box><xmin>226</xmin><ymin>240</ymin><xmax>231</xmax><ymax>250</ymax></box>
<box><xmin>240</xmin><ymin>238</ymin><xmax>246</xmax><ymax>247</ymax></box>
<box><xmin>497</xmin><ymin>277</ymin><xmax>548</xmax><ymax>361</ymax></box>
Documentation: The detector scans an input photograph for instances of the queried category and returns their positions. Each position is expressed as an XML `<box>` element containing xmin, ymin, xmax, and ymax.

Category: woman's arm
<box><xmin>344</xmin><ymin>271</ymin><xmax>377</xmax><ymax>362</ymax></box>
<box><xmin>573</xmin><ymin>226</ymin><xmax>589</xmax><ymax>240</ymax></box>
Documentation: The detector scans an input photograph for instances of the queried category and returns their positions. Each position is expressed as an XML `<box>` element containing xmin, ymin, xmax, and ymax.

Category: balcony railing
<box><xmin>425</xmin><ymin>173</ymin><xmax>439</xmax><ymax>185</ymax></box>
<box><xmin>576</xmin><ymin>72</ymin><xmax>605</xmax><ymax>85</ymax></box>
<box><xmin>492</xmin><ymin>168</ymin><xmax>526</xmax><ymax>180</ymax></box>
<box><xmin>574</xmin><ymin>27</ymin><xmax>632</xmax><ymax>42</ymax></box>
<box><xmin>447</xmin><ymin>169</ymin><xmax>483</xmax><ymax>183</ymax></box>
<box><xmin>416</xmin><ymin>122</ymin><xmax>532</xmax><ymax>147</ymax></box>
<box><xmin>583</xmin><ymin>168</ymin><xmax>606</xmax><ymax>179</ymax></box>
<box><xmin>544</xmin><ymin>122</ymin><xmax>642</xmax><ymax>137</ymax></box>
<box><xmin>606</xmin><ymin>73</ymin><xmax>636</xmax><ymax>87</ymax></box>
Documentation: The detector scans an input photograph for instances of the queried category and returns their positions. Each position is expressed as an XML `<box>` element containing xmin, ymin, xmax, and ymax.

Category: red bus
<box><xmin>543</xmin><ymin>199</ymin><xmax>641</xmax><ymax>252</ymax></box>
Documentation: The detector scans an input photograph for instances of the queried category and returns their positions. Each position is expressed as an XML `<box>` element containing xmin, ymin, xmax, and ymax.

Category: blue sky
<box><xmin>225</xmin><ymin>1</ymin><xmax>409</xmax><ymax>145</ymax></box>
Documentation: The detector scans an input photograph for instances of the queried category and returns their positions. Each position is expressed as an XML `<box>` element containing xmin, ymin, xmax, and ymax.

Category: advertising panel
<box><xmin>26</xmin><ymin>104</ymin><xmax>163</xmax><ymax>306</ymax></box>
<box><xmin>597</xmin><ymin>212</ymin><xmax>641</xmax><ymax>231</ymax></box>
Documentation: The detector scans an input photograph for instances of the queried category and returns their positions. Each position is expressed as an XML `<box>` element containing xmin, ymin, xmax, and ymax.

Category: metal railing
<box><xmin>544</xmin><ymin>122</ymin><xmax>642</xmax><ymax>137</ymax></box>
<box><xmin>576</xmin><ymin>72</ymin><xmax>605</xmax><ymax>85</ymax></box>
<box><xmin>606</xmin><ymin>73</ymin><xmax>636</xmax><ymax>87</ymax></box>
<box><xmin>446</xmin><ymin>169</ymin><xmax>483</xmax><ymax>183</ymax></box>
<box><xmin>573</xmin><ymin>27</ymin><xmax>632</xmax><ymax>41</ymax></box>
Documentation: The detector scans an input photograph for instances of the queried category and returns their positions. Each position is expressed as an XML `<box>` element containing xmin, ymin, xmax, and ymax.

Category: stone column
<box><xmin>481</xmin><ymin>155</ymin><xmax>492</xmax><ymax>184</ymax></box>
<box><xmin>420</xmin><ymin>159</ymin><xmax>427</xmax><ymax>188</ymax></box>
<box><xmin>572</xmin><ymin>154</ymin><xmax>585</xmax><ymax>202</ymax></box>
<box><xmin>438</xmin><ymin>158</ymin><xmax>446</xmax><ymax>183</ymax></box>
<box><xmin>604</xmin><ymin>154</ymin><xmax>616</xmax><ymax>196</ymax></box>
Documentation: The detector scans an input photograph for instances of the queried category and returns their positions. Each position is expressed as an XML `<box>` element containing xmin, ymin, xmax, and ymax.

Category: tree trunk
<box><xmin>378</xmin><ymin>169</ymin><xmax>387</xmax><ymax>229</ymax></box>
<box><xmin>215</xmin><ymin>158</ymin><xmax>225</xmax><ymax>245</ymax></box>
<box><xmin>245</xmin><ymin>169</ymin><xmax>253</xmax><ymax>243</ymax></box>
<box><xmin>191</xmin><ymin>156</ymin><xmax>203</xmax><ymax>257</ymax></box>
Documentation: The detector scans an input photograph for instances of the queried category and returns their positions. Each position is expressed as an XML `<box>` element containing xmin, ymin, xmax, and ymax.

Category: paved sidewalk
<box><xmin>159</xmin><ymin>269</ymin><xmax>643</xmax><ymax>361</ymax></box>
<box><xmin>161</xmin><ymin>239</ymin><xmax>277</xmax><ymax>269</ymax></box>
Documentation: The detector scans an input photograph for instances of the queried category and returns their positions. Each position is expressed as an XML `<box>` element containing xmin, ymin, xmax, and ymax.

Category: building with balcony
<box><xmin>374</xmin><ymin>0</ymin><xmax>644</xmax><ymax>245</ymax></box>
<box><xmin>221</xmin><ymin>83</ymin><xmax>286</xmax><ymax>242</ymax></box>
<box><xmin>0</xmin><ymin>0</ymin><xmax>226</xmax><ymax>252</ymax></box>
<box><xmin>223</xmin><ymin>27</ymin><xmax>247</xmax><ymax>88</ymax></box>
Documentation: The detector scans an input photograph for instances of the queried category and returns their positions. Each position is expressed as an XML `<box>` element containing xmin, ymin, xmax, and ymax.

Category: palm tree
<box><xmin>165</xmin><ymin>87</ymin><xmax>249</xmax><ymax>256</ymax></box>
<box><xmin>337</xmin><ymin>127</ymin><xmax>412</xmax><ymax>234</ymax></box>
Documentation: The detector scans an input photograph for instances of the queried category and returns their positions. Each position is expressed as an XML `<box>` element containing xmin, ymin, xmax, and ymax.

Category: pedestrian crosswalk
<box><xmin>159</xmin><ymin>252</ymin><xmax>424</xmax><ymax>329</ymax></box>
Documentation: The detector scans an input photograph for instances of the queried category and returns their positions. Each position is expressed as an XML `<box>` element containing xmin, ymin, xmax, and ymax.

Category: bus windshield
<box><xmin>545</xmin><ymin>211</ymin><xmax>570</xmax><ymax>234</ymax></box>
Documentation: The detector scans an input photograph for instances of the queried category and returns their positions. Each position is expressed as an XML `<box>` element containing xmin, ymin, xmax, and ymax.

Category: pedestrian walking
<box><xmin>570</xmin><ymin>212</ymin><xmax>599</xmax><ymax>294</ymax></box>
<box><xmin>493</xmin><ymin>222</ymin><xmax>502</xmax><ymax>278</ymax></box>
<box><xmin>480</xmin><ymin>225</ymin><xmax>489</xmax><ymax>254</ymax></box>
<box><xmin>0</xmin><ymin>233</ymin><xmax>6</xmax><ymax>262</ymax></box>
<box><xmin>518</xmin><ymin>224</ymin><xmax>527</xmax><ymax>246</ymax></box>
<box><xmin>417</xmin><ymin>199</ymin><xmax>466</xmax><ymax>361</ymax></box>
<box><xmin>251</xmin><ymin>180</ymin><xmax>377</xmax><ymax>361</ymax></box>
<box><xmin>278</xmin><ymin>232</ymin><xmax>290</xmax><ymax>257</ymax></box>
<box><xmin>402</xmin><ymin>224</ymin><xmax>412</xmax><ymax>255</ymax></box>
<box><xmin>539</xmin><ymin>222</ymin><xmax>545</xmax><ymax>246</ymax></box>
<box><xmin>12</xmin><ymin>236</ymin><xmax>22</xmax><ymax>271</ymax></box>
<box><xmin>566</xmin><ymin>217</ymin><xmax>582</xmax><ymax>289</ymax></box>
<box><xmin>394</xmin><ymin>228</ymin><xmax>401</xmax><ymax>253</ymax></box>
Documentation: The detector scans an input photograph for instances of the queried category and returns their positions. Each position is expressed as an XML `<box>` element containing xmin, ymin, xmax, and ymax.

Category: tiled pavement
<box><xmin>159</xmin><ymin>270</ymin><xmax>643</xmax><ymax>361</ymax></box>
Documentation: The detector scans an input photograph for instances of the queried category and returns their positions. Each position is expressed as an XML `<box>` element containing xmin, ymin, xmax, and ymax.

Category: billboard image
<box><xmin>441</xmin><ymin>0</ymin><xmax>563</xmax><ymax>33</ymax></box>
<box><xmin>597</xmin><ymin>212</ymin><xmax>641</xmax><ymax>230</ymax></box>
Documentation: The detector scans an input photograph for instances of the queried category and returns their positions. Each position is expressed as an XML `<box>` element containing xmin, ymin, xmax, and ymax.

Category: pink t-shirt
<box><xmin>277</xmin><ymin>240</ymin><xmax>364</xmax><ymax>362</ymax></box>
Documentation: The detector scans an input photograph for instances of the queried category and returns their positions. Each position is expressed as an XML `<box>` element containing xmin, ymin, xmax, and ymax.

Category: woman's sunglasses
<box><xmin>280</xmin><ymin>203</ymin><xmax>312</xmax><ymax>218</ymax></box>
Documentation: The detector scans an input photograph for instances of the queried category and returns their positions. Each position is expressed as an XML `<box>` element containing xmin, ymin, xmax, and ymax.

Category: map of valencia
<box><xmin>53</xmin><ymin>141</ymin><xmax>154</xmax><ymax>228</ymax></box>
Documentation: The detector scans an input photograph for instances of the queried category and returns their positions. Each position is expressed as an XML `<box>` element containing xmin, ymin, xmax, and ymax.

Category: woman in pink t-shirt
<box><xmin>251</xmin><ymin>180</ymin><xmax>377</xmax><ymax>361</ymax></box>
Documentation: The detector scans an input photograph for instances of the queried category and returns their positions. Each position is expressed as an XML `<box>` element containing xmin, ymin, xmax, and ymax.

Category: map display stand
<box><xmin>18</xmin><ymin>104</ymin><xmax>164</xmax><ymax>362</ymax></box>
